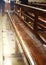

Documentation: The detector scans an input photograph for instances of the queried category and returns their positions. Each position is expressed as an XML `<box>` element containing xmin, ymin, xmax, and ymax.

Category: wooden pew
<box><xmin>14</xmin><ymin>3</ymin><xmax>46</xmax><ymax>44</ymax></box>
<box><xmin>8</xmin><ymin>10</ymin><xmax>46</xmax><ymax>65</ymax></box>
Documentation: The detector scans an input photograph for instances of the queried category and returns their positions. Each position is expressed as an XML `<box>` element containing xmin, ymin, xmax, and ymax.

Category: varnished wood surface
<box><xmin>14</xmin><ymin>3</ymin><xmax>46</xmax><ymax>44</ymax></box>
<box><xmin>8</xmin><ymin>12</ymin><xmax>46</xmax><ymax>65</ymax></box>
<box><xmin>15</xmin><ymin>3</ymin><xmax>46</xmax><ymax>18</ymax></box>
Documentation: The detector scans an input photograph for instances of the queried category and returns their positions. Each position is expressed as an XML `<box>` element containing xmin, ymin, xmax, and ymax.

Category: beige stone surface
<box><xmin>0</xmin><ymin>14</ymin><xmax>25</xmax><ymax>65</ymax></box>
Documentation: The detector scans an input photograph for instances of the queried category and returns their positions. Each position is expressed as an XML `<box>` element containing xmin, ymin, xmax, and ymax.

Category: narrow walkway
<box><xmin>0</xmin><ymin>14</ymin><xmax>26</xmax><ymax>65</ymax></box>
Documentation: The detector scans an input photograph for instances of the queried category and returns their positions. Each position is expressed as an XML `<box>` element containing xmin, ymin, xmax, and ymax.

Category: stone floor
<box><xmin>0</xmin><ymin>13</ymin><xmax>25</xmax><ymax>65</ymax></box>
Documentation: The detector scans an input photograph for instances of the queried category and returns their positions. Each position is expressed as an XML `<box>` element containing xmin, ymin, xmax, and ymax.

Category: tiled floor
<box><xmin>0</xmin><ymin>14</ymin><xmax>25</xmax><ymax>65</ymax></box>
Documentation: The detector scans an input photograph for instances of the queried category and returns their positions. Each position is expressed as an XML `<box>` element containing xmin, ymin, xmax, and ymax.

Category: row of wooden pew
<box><xmin>8</xmin><ymin>11</ymin><xmax>46</xmax><ymax>65</ymax></box>
<box><xmin>14</xmin><ymin>3</ymin><xmax>46</xmax><ymax>44</ymax></box>
<box><xmin>7</xmin><ymin>3</ymin><xmax>46</xmax><ymax>65</ymax></box>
